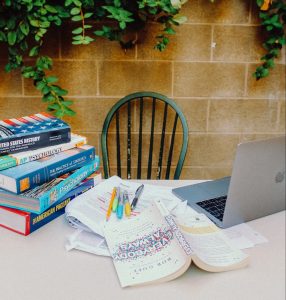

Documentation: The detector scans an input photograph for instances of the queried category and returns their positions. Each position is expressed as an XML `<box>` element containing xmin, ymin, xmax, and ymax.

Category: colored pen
<box><xmin>123</xmin><ymin>191</ymin><xmax>131</xmax><ymax>217</ymax></box>
<box><xmin>112</xmin><ymin>186</ymin><xmax>120</xmax><ymax>212</ymax></box>
<box><xmin>106</xmin><ymin>187</ymin><xmax>117</xmax><ymax>221</ymax></box>
<box><xmin>131</xmin><ymin>184</ymin><xmax>144</xmax><ymax>211</ymax></box>
<box><xmin>116</xmin><ymin>190</ymin><xmax>124</xmax><ymax>219</ymax></box>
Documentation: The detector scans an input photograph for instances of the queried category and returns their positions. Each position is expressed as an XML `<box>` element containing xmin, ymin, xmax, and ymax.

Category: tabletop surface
<box><xmin>0</xmin><ymin>180</ymin><xmax>285</xmax><ymax>300</ymax></box>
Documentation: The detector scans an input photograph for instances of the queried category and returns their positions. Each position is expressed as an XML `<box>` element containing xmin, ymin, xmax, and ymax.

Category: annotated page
<box><xmin>65</xmin><ymin>176</ymin><xmax>180</xmax><ymax>237</ymax></box>
<box><xmin>177</xmin><ymin>213</ymin><xmax>249</xmax><ymax>272</ymax></box>
<box><xmin>103</xmin><ymin>200</ymin><xmax>192</xmax><ymax>287</ymax></box>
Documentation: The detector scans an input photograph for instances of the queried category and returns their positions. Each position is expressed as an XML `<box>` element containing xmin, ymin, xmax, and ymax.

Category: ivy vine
<box><xmin>0</xmin><ymin>0</ymin><xmax>285</xmax><ymax>117</ymax></box>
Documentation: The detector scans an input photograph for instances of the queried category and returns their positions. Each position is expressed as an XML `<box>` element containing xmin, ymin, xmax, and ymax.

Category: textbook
<box><xmin>0</xmin><ymin>172</ymin><xmax>102</xmax><ymax>236</ymax></box>
<box><xmin>0</xmin><ymin>133</ymin><xmax>86</xmax><ymax>171</ymax></box>
<box><xmin>0</xmin><ymin>112</ymin><xmax>71</xmax><ymax>155</ymax></box>
<box><xmin>104</xmin><ymin>199</ymin><xmax>249</xmax><ymax>287</ymax></box>
<box><xmin>0</xmin><ymin>145</ymin><xmax>95</xmax><ymax>194</ymax></box>
<box><xmin>0</xmin><ymin>157</ymin><xmax>100</xmax><ymax>213</ymax></box>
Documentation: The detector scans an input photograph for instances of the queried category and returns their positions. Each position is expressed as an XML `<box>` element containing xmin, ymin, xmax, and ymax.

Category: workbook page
<box><xmin>103</xmin><ymin>201</ymin><xmax>192</xmax><ymax>287</ymax></box>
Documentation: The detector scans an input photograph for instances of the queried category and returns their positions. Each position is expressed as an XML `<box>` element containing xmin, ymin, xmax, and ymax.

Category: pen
<box><xmin>112</xmin><ymin>186</ymin><xmax>120</xmax><ymax>212</ymax></box>
<box><xmin>123</xmin><ymin>191</ymin><xmax>131</xmax><ymax>217</ymax></box>
<box><xmin>106</xmin><ymin>187</ymin><xmax>117</xmax><ymax>221</ymax></box>
<box><xmin>116</xmin><ymin>190</ymin><xmax>124</xmax><ymax>219</ymax></box>
<box><xmin>131</xmin><ymin>184</ymin><xmax>144</xmax><ymax>211</ymax></box>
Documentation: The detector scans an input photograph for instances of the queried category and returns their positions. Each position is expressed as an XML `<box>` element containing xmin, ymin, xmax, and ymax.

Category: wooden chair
<box><xmin>101</xmin><ymin>92</ymin><xmax>189</xmax><ymax>179</ymax></box>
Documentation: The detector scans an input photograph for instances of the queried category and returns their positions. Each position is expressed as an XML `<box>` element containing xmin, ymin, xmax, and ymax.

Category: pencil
<box><xmin>106</xmin><ymin>187</ymin><xmax>117</xmax><ymax>221</ymax></box>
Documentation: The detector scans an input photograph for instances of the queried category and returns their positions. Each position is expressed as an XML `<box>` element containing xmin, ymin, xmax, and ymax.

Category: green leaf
<box><xmin>45</xmin><ymin>5</ymin><xmax>58</xmax><ymax>13</ymax></box>
<box><xmin>48</xmin><ymin>103</ymin><xmax>61</xmax><ymax>110</ymax></box>
<box><xmin>65</xmin><ymin>0</ymin><xmax>73</xmax><ymax>6</ymax></box>
<box><xmin>19</xmin><ymin>22</ymin><xmax>30</xmax><ymax>36</ymax></box>
<box><xmin>36</xmin><ymin>80</ymin><xmax>47</xmax><ymax>90</ymax></box>
<box><xmin>46</xmin><ymin>76</ymin><xmax>58</xmax><ymax>83</ymax></box>
<box><xmin>7</xmin><ymin>31</ymin><xmax>17</xmax><ymax>45</ymax></box>
<box><xmin>42</xmin><ymin>93</ymin><xmax>56</xmax><ymax>102</ymax></box>
<box><xmin>70</xmin><ymin>7</ymin><xmax>81</xmax><ymax>15</ymax></box>
<box><xmin>72</xmin><ymin>27</ymin><xmax>83</xmax><ymax>34</ymax></box>
<box><xmin>30</xmin><ymin>20</ymin><xmax>41</xmax><ymax>27</ymax></box>
<box><xmin>172</xmin><ymin>14</ymin><xmax>187</xmax><ymax>24</ymax></box>
<box><xmin>62</xmin><ymin>100</ymin><xmax>73</xmax><ymax>106</ymax></box>
<box><xmin>29</xmin><ymin>46</ymin><xmax>40</xmax><ymax>57</ymax></box>
<box><xmin>71</xmin><ymin>15</ymin><xmax>82</xmax><ymax>21</ymax></box>
<box><xmin>164</xmin><ymin>27</ymin><xmax>176</xmax><ymax>34</ymax></box>
<box><xmin>63</xmin><ymin>106</ymin><xmax>76</xmax><ymax>116</ymax></box>
<box><xmin>84</xmin><ymin>12</ymin><xmax>93</xmax><ymax>18</ymax></box>
<box><xmin>51</xmin><ymin>86</ymin><xmax>68</xmax><ymax>96</ymax></box>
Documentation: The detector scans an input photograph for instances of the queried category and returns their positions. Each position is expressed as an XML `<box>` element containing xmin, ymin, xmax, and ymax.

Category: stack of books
<box><xmin>0</xmin><ymin>112</ymin><xmax>101</xmax><ymax>235</ymax></box>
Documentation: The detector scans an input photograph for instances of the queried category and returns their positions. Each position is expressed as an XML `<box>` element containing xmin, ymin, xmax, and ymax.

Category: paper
<box><xmin>103</xmin><ymin>200</ymin><xmax>191</xmax><ymax>287</ymax></box>
<box><xmin>223</xmin><ymin>223</ymin><xmax>268</xmax><ymax>249</ymax></box>
<box><xmin>177</xmin><ymin>213</ymin><xmax>249</xmax><ymax>267</ymax></box>
<box><xmin>65</xmin><ymin>176</ymin><xmax>181</xmax><ymax>237</ymax></box>
<box><xmin>65</xmin><ymin>229</ymin><xmax>110</xmax><ymax>256</ymax></box>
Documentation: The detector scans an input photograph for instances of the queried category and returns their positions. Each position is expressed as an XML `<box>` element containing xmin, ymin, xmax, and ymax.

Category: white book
<box><xmin>0</xmin><ymin>133</ymin><xmax>86</xmax><ymax>171</ymax></box>
<box><xmin>104</xmin><ymin>200</ymin><xmax>249</xmax><ymax>287</ymax></box>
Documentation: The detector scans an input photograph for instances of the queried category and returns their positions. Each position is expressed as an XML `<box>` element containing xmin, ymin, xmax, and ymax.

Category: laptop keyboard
<box><xmin>196</xmin><ymin>195</ymin><xmax>227</xmax><ymax>222</ymax></box>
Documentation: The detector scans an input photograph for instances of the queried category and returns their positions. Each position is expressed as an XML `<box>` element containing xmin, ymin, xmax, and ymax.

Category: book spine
<box><xmin>0</xmin><ymin>156</ymin><xmax>17</xmax><ymax>171</ymax></box>
<box><xmin>0</xmin><ymin>127</ymin><xmax>71</xmax><ymax>155</ymax></box>
<box><xmin>0</xmin><ymin>146</ymin><xmax>95</xmax><ymax>194</ymax></box>
<box><xmin>27</xmin><ymin>174</ymin><xmax>101</xmax><ymax>235</ymax></box>
<box><xmin>0</xmin><ymin>134</ymin><xmax>86</xmax><ymax>171</ymax></box>
<box><xmin>38</xmin><ymin>156</ymin><xmax>100</xmax><ymax>212</ymax></box>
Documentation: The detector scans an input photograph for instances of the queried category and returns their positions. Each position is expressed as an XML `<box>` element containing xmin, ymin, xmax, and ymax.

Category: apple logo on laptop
<box><xmin>275</xmin><ymin>171</ymin><xmax>285</xmax><ymax>183</ymax></box>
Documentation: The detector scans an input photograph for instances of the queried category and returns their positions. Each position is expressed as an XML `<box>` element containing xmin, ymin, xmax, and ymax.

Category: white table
<box><xmin>0</xmin><ymin>180</ymin><xmax>285</xmax><ymax>300</ymax></box>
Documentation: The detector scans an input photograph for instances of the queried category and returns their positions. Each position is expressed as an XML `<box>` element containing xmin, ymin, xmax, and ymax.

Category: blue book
<box><xmin>0</xmin><ymin>157</ymin><xmax>100</xmax><ymax>213</ymax></box>
<box><xmin>0</xmin><ymin>171</ymin><xmax>102</xmax><ymax>235</ymax></box>
<box><xmin>0</xmin><ymin>112</ymin><xmax>71</xmax><ymax>155</ymax></box>
<box><xmin>0</xmin><ymin>145</ymin><xmax>95</xmax><ymax>194</ymax></box>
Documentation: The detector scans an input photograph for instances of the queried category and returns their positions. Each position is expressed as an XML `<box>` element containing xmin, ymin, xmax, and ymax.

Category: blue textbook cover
<box><xmin>0</xmin><ymin>112</ymin><xmax>71</xmax><ymax>155</ymax></box>
<box><xmin>0</xmin><ymin>157</ymin><xmax>100</xmax><ymax>213</ymax></box>
<box><xmin>0</xmin><ymin>171</ymin><xmax>102</xmax><ymax>235</ymax></box>
<box><xmin>0</xmin><ymin>145</ymin><xmax>95</xmax><ymax>194</ymax></box>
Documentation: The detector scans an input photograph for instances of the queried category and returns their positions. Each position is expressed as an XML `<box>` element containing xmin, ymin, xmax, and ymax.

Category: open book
<box><xmin>103</xmin><ymin>199</ymin><xmax>249</xmax><ymax>287</ymax></box>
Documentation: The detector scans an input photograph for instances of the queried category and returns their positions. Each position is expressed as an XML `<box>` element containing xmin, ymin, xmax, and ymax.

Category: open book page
<box><xmin>176</xmin><ymin>213</ymin><xmax>249</xmax><ymax>272</ymax></box>
<box><xmin>65</xmin><ymin>176</ymin><xmax>181</xmax><ymax>237</ymax></box>
<box><xmin>103</xmin><ymin>200</ymin><xmax>193</xmax><ymax>288</ymax></box>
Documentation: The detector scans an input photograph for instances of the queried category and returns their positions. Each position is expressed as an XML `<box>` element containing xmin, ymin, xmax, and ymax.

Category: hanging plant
<box><xmin>254</xmin><ymin>0</ymin><xmax>286</xmax><ymax>79</ymax></box>
<box><xmin>0</xmin><ymin>0</ymin><xmax>285</xmax><ymax>117</ymax></box>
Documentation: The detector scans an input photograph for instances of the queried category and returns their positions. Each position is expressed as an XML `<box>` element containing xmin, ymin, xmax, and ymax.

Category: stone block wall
<box><xmin>0</xmin><ymin>0</ymin><xmax>285</xmax><ymax>179</ymax></box>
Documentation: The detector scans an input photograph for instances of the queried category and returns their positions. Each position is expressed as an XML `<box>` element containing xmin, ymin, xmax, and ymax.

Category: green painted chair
<box><xmin>101</xmin><ymin>91</ymin><xmax>189</xmax><ymax>179</ymax></box>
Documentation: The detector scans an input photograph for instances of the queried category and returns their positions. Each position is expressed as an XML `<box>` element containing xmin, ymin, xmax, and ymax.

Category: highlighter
<box><xmin>112</xmin><ymin>186</ymin><xmax>119</xmax><ymax>212</ymax></box>
<box><xmin>123</xmin><ymin>191</ymin><xmax>131</xmax><ymax>217</ymax></box>
<box><xmin>116</xmin><ymin>190</ymin><xmax>124</xmax><ymax>219</ymax></box>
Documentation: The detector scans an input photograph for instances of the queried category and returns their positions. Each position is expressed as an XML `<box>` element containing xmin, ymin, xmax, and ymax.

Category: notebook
<box><xmin>172</xmin><ymin>136</ymin><xmax>286</xmax><ymax>228</ymax></box>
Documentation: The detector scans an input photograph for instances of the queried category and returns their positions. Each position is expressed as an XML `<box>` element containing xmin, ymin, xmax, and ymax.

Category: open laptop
<box><xmin>172</xmin><ymin>136</ymin><xmax>286</xmax><ymax>228</ymax></box>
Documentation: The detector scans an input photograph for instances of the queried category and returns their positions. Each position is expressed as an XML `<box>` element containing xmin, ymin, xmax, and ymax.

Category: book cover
<box><xmin>0</xmin><ymin>145</ymin><xmax>95</xmax><ymax>194</ymax></box>
<box><xmin>0</xmin><ymin>112</ymin><xmax>71</xmax><ymax>155</ymax></box>
<box><xmin>0</xmin><ymin>156</ymin><xmax>100</xmax><ymax>213</ymax></box>
<box><xmin>0</xmin><ymin>172</ymin><xmax>102</xmax><ymax>236</ymax></box>
<box><xmin>0</xmin><ymin>133</ymin><xmax>86</xmax><ymax>171</ymax></box>
<box><xmin>104</xmin><ymin>199</ymin><xmax>249</xmax><ymax>287</ymax></box>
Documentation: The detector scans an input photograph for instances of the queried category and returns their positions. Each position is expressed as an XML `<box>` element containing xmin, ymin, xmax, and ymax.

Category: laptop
<box><xmin>172</xmin><ymin>136</ymin><xmax>286</xmax><ymax>228</ymax></box>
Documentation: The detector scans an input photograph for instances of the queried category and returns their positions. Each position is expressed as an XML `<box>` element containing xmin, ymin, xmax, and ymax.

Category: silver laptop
<box><xmin>172</xmin><ymin>136</ymin><xmax>286</xmax><ymax>228</ymax></box>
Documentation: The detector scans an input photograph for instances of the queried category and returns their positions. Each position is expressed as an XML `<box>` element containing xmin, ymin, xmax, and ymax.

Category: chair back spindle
<box><xmin>101</xmin><ymin>92</ymin><xmax>188</xmax><ymax>179</ymax></box>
